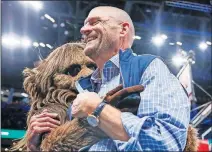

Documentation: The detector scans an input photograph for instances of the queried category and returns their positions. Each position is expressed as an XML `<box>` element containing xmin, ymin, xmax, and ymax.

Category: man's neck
<box><xmin>95</xmin><ymin>58</ymin><xmax>105</xmax><ymax>70</ymax></box>
<box><xmin>95</xmin><ymin>51</ymin><xmax>118</xmax><ymax>70</ymax></box>
<box><xmin>93</xmin><ymin>44</ymin><xmax>130</xmax><ymax>70</ymax></box>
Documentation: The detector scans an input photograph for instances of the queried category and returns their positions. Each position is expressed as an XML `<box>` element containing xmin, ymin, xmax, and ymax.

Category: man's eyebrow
<box><xmin>84</xmin><ymin>16</ymin><xmax>101</xmax><ymax>25</ymax></box>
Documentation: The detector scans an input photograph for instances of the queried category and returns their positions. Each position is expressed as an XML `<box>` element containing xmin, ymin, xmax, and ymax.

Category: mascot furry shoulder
<box><xmin>12</xmin><ymin>42</ymin><xmax>198</xmax><ymax>151</ymax></box>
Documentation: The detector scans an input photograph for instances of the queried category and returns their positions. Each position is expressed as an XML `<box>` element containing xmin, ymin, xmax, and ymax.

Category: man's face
<box><xmin>80</xmin><ymin>9</ymin><xmax>121</xmax><ymax>59</ymax></box>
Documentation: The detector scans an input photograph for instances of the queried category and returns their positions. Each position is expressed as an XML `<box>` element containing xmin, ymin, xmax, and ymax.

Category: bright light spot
<box><xmin>206</xmin><ymin>41</ymin><xmax>211</xmax><ymax>46</ymax></box>
<box><xmin>172</xmin><ymin>55</ymin><xmax>187</xmax><ymax>67</ymax></box>
<box><xmin>199</xmin><ymin>42</ymin><xmax>208</xmax><ymax>51</ymax></box>
<box><xmin>21</xmin><ymin>93</ymin><xmax>28</xmax><ymax>97</ymax></box>
<box><xmin>2</xmin><ymin>34</ymin><xmax>21</xmax><ymax>48</ymax></box>
<box><xmin>46</xmin><ymin>44</ymin><xmax>53</xmax><ymax>49</ymax></box>
<box><xmin>39</xmin><ymin>42</ymin><xmax>45</xmax><ymax>47</ymax></box>
<box><xmin>169</xmin><ymin>42</ymin><xmax>175</xmax><ymax>45</ymax></box>
<box><xmin>1</xmin><ymin>131</ymin><xmax>9</xmax><ymax>135</ymax></box>
<box><xmin>2</xmin><ymin>36</ymin><xmax>9</xmax><ymax>44</ymax></box>
<box><xmin>2</xmin><ymin>34</ymin><xmax>33</xmax><ymax>48</ymax></box>
<box><xmin>20</xmin><ymin>1</ymin><xmax>43</xmax><ymax>11</ymax></box>
<box><xmin>53</xmin><ymin>23</ymin><xmax>58</xmax><ymax>28</ymax></box>
<box><xmin>161</xmin><ymin>34</ymin><xmax>168</xmax><ymax>40</ymax></box>
<box><xmin>188</xmin><ymin>58</ymin><xmax>193</xmax><ymax>63</ymax></box>
<box><xmin>1</xmin><ymin>91</ymin><xmax>4</xmax><ymax>94</ymax></box>
<box><xmin>202</xmin><ymin>104</ymin><xmax>211</xmax><ymax>116</ymax></box>
<box><xmin>192</xmin><ymin>60</ymin><xmax>195</xmax><ymax>64</ymax></box>
<box><xmin>176</xmin><ymin>41</ymin><xmax>182</xmax><ymax>46</ymax></box>
<box><xmin>20</xmin><ymin>1</ymin><xmax>29</xmax><ymax>5</ymax></box>
<box><xmin>31</xmin><ymin>1</ymin><xmax>43</xmax><ymax>10</ymax></box>
<box><xmin>60</xmin><ymin>23</ymin><xmax>65</xmax><ymax>27</ymax></box>
<box><xmin>152</xmin><ymin>35</ymin><xmax>165</xmax><ymax>47</ymax></box>
<box><xmin>133</xmin><ymin>35</ymin><xmax>141</xmax><ymax>40</ymax></box>
<box><xmin>21</xmin><ymin>37</ymin><xmax>31</xmax><ymax>48</ymax></box>
<box><xmin>64</xmin><ymin>31</ymin><xmax>69</xmax><ymax>35</ymax></box>
<box><xmin>33</xmin><ymin>42</ymin><xmax>39</xmax><ymax>47</ymax></box>
<box><xmin>44</xmin><ymin>14</ymin><xmax>55</xmax><ymax>23</ymax></box>
<box><xmin>180</xmin><ymin>50</ymin><xmax>187</xmax><ymax>57</ymax></box>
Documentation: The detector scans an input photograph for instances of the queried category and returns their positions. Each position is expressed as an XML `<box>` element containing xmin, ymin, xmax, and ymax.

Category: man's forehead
<box><xmin>84</xmin><ymin>16</ymin><xmax>99</xmax><ymax>24</ymax></box>
<box><xmin>84</xmin><ymin>15</ymin><xmax>105</xmax><ymax>24</ymax></box>
<box><xmin>84</xmin><ymin>8</ymin><xmax>115</xmax><ymax>22</ymax></box>
<box><xmin>89</xmin><ymin>8</ymin><xmax>103</xmax><ymax>16</ymax></box>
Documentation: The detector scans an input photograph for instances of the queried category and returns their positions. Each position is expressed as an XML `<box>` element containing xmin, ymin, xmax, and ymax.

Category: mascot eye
<box><xmin>87</xmin><ymin>63</ymin><xmax>97</xmax><ymax>71</ymax></box>
<box><xmin>65</xmin><ymin>64</ymin><xmax>81</xmax><ymax>77</ymax></box>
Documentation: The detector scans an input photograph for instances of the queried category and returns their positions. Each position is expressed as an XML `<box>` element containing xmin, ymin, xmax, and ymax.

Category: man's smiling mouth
<box><xmin>86</xmin><ymin>37</ymin><xmax>97</xmax><ymax>43</ymax></box>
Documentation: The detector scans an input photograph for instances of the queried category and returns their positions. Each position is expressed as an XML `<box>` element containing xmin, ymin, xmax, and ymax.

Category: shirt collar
<box><xmin>110</xmin><ymin>53</ymin><xmax>119</xmax><ymax>68</ymax></box>
<box><xmin>91</xmin><ymin>53</ymin><xmax>120</xmax><ymax>84</ymax></box>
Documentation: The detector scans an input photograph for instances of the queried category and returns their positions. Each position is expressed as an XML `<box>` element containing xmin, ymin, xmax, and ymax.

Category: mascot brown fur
<box><xmin>11</xmin><ymin>42</ymin><xmax>198</xmax><ymax>151</ymax></box>
<box><xmin>11</xmin><ymin>42</ymin><xmax>102</xmax><ymax>151</ymax></box>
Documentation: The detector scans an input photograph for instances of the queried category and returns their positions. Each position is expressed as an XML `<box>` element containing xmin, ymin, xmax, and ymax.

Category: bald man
<box><xmin>27</xmin><ymin>6</ymin><xmax>190</xmax><ymax>151</ymax></box>
<box><xmin>71</xmin><ymin>6</ymin><xmax>190</xmax><ymax>151</ymax></box>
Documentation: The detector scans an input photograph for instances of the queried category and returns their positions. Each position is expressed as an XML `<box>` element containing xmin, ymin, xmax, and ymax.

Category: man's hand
<box><xmin>27</xmin><ymin>109</ymin><xmax>60</xmax><ymax>151</ymax></box>
<box><xmin>71</xmin><ymin>92</ymin><xmax>129</xmax><ymax>141</ymax></box>
<box><xmin>71</xmin><ymin>92</ymin><xmax>102</xmax><ymax>118</ymax></box>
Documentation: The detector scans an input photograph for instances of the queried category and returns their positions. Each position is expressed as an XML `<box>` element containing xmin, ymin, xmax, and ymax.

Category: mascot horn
<box><xmin>11</xmin><ymin>42</ymin><xmax>199</xmax><ymax>151</ymax></box>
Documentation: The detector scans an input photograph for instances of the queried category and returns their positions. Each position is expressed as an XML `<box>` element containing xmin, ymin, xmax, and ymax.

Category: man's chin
<box><xmin>84</xmin><ymin>47</ymin><xmax>95</xmax><ymax>57</ymax></box>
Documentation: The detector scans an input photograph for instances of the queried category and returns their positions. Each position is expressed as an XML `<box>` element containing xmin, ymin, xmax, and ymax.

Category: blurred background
<box><xmin>1</xmin><ymin>0</ymin><xmax>211</xmax><ymax>151</ymax></box>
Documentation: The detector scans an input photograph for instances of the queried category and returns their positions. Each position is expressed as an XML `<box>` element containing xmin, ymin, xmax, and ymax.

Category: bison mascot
<box><xmin>12</xmin><ymin>42</ymin><xmax>198</xmax><ymax>151</ymax></box>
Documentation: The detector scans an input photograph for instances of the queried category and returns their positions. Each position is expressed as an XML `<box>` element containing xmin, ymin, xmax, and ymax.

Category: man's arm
<box><xmin>98</xmin><ymin>104</ymin><xmax>129</xmax><ymax>141</ymax></box>
<box><xmin>96</xmin><ymin>58</ymin><xmax>190</xmax><ymax>151</ymax></box>
<box><xmin>72</xmin><ymin>58</ymin><xmax>190</xmax><ymax>151</ymax></box>
<box><xmin>71</xmin><ymin>91</ymin><xmax>129</xmax><ymax>141</ymax></box>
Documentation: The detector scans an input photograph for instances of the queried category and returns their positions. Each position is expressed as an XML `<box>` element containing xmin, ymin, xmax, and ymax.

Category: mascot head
<box><xmin>12</xmin><ymin>42</ymin><xmax>97</xmax><ymax>151</ymax></box>
<box><xmin>23</xmin><ymin>42</ymin><xmax>96</xmax><ymax>123</ymax></box>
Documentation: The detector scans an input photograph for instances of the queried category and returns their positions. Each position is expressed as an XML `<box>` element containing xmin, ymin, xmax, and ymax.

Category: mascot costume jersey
<box><xmin>12</xmin><ymin>42</ymin><xmax>198</xmax><ymax>151</ymax></box>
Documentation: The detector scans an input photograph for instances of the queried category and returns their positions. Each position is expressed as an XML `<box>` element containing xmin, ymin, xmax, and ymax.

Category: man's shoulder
<box><xmin>134</xmin><ymin>53</ymin><xmax>157</xmax><ymax>59</ymax></box>
<box><xmin>133</xmin><ymin>54</ymin><xmax>167</xmax><ymax>66</ymax></box>
<box><xmin>131</xmin><ymin>54</ymin><xmax>169</xmax><ymax>75</ymax></box>
<box><xmin>132</xmin><ymin>53</ymin><xmax>158</xmax><ymax>64</ymax></box>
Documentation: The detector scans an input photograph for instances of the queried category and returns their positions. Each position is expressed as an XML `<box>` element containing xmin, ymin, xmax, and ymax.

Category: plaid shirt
<box><xmin>91</xmin><ymin>54</ymin><xmax>121</xmax><ymax>97</ymax></box>
<box><xmin>88</xmin><ymin>55</ymin><xmax>190</xmax><ymax>151</ymax></box>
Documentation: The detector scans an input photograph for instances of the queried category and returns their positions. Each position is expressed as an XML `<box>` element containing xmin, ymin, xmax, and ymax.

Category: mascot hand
<box><xmin>27</xmin><ymin>109</ymin><xmax>60</xmax><ymax>151</ymax></box>
<box><xmin>71</xmin><ymin>92</ymin><xmax>102</xmax><ymax>118</ymax></box>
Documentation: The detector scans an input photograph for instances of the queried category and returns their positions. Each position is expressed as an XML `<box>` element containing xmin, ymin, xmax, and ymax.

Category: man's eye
<box><xmin>64</xmin><ymin>64</ymin><xmax>81</xmax><ymax>77</ymax></box>
<box><xmin>90</xmin><ymin>20</ymin><xmax>100</xmax><ymax>26</ymax></box>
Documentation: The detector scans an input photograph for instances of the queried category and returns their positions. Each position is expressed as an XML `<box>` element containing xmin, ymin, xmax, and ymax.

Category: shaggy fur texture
<box><xmin>41</xmin><ymin>84</ymin><xmax>144</xmax><ymax>151</ymax></box>
<box><xmin>12</xmin><ymin>42</ymin><xmax>198</xmax><ymax>151</ymax></box>
<box><xmin>11</xmin><ymin>42</ymin><xmax>99</xmax><ymax>151</ymax></box>
<box><xmin>185</xmin><ymin>125</ymin><xmax>199</xmax><ymax>152</ymax></box>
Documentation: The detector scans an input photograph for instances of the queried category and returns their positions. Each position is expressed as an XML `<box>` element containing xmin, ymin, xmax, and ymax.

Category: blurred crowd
<box><xmin>1</xmin><ymin>100</ymin><xmax>30</xmax><ymax>130</ymax></box>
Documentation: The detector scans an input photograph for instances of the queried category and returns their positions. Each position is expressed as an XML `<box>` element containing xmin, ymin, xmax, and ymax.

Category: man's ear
<box><xmin>120</xmin><ymin>22</ymin><xmax>130</xmax><ymax>37</ymax></box>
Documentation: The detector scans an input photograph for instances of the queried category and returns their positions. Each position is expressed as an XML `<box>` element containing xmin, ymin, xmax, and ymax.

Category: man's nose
<box><xmin>80</xmin><ymin>24</ymin><xmax>92</xmax><ymax>36</ymax></box>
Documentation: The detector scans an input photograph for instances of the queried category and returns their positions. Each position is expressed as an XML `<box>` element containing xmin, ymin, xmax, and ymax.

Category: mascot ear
<box><xmin>23</xmin><ymin>60</ymin><xmax>47</xmax><ymax>100</ymax></box>
<box><xmin>23</xmin><ymin>68</ymin><xmax>39</xmax><ymax>100</ymax></box>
